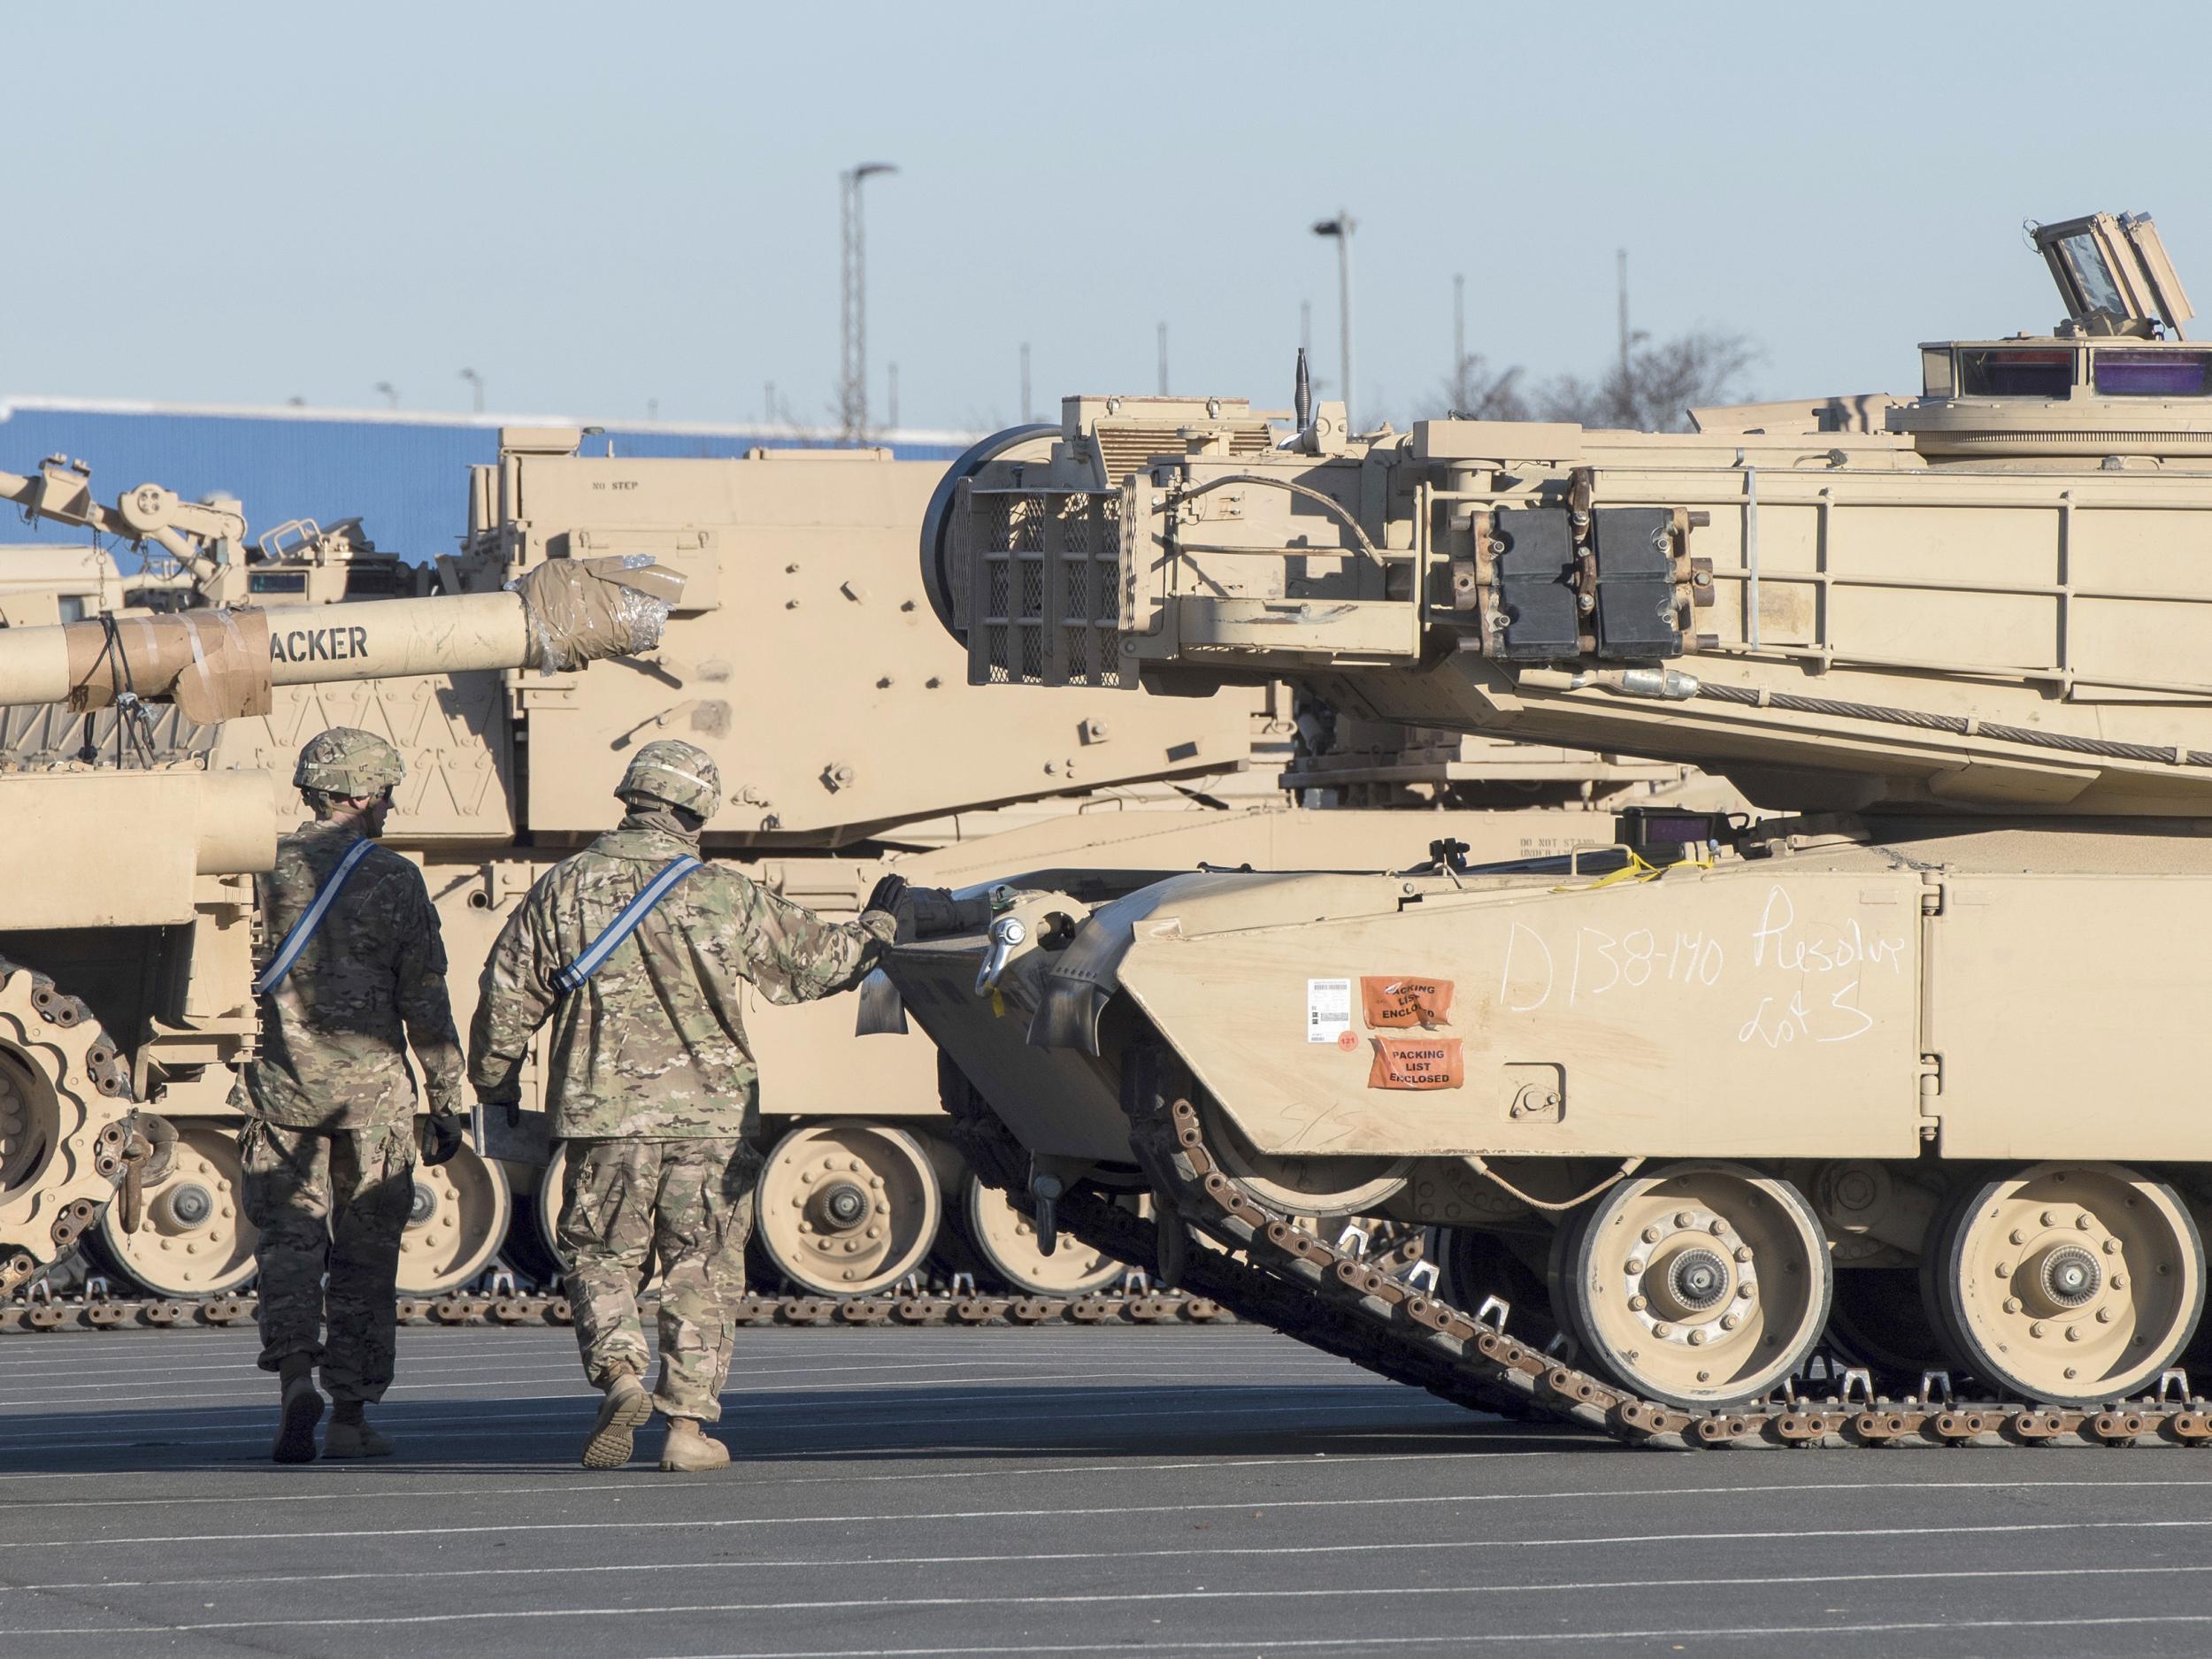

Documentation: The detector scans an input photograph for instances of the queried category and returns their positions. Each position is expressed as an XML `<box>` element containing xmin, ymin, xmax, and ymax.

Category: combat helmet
<box><xmin>617</xmin><ymin>739</ymin><xmax>722</xmax><ymax>818</ymax></box>
<box><xmin>294</xmin><ymin>727</ymin><xmax>405</xmax><ymax>797</ymax></box>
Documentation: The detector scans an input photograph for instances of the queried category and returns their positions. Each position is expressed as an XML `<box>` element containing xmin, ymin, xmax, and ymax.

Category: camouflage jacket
<box><xmin>468</xmin><ymin>814</ymin><xmax>895</xmax><ymax>1140</ymax></box>
<box><xmin>245</xmin><ymin>818</ymin><xmax>465</xmax><ymax>1131</ymax></box>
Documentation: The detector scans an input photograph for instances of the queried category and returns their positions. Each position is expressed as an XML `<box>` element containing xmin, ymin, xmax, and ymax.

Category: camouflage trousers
<box><xmin>238</xmin><ymin>1118</ymin><xmax>416</xmax><ymax>1403</ymax></box>
<box><xmin>557</xmin><ymin>1136</ymin><xmax>759</xmax><ymax>1422</ymax></box>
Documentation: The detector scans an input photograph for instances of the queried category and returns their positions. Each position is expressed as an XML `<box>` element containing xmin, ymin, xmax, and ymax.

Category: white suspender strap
<box><xmin>253</xmin><ymin>837</ymin><xmax>378</xmax><ymax>995</ymax></box>
<box><xmin>552</xmin><ymin>856</ymin><xmax>703</xmax><ymax>995</ymax></box>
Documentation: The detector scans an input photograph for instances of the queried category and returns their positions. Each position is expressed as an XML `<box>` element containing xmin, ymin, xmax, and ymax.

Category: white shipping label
<box><xmin>1306</xmin><ymin>978</ymin><xmax>1352</xmax><ymax>1043</ymax></box>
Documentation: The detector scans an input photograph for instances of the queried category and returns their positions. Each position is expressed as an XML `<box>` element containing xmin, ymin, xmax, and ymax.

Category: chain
<box><xmin>0</xmin><ymin>1284</ymin><xmax>1236</xmax><ymax>1334</ymax></box>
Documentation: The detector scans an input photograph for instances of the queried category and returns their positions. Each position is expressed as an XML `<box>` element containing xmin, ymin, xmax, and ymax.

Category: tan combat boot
<box><xmin>323</xmin><ymin>1402</ymin><xmax>394</xmax><ymax>1460</ymax></box>
<box><xmin>659</xmin><ymin>1417</ymin><xmax>731</xmax><ymax>1472</ymax></box>
<box><xmin>581</xmin><ymin>1371</ymin><xmax>653</xmax><ymax>1469</ymax></box>
<box><xmin>272</xmin><ymin>1356</ymin><xmax>324</xmax><ymax>1465</ymax></box>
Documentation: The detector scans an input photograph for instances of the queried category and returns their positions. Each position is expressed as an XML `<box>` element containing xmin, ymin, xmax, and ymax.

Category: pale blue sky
<box><xmin>8</xmin><ymin>0</ymin><xmax>2209</xmax><ymax>433</ymax></box>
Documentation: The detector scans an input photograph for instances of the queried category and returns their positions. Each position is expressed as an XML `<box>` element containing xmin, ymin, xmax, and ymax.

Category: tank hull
<box><xmin>885</xmin><ymin>822</ymin><xmax>2212</xmax><ymax>1423</ymax></box>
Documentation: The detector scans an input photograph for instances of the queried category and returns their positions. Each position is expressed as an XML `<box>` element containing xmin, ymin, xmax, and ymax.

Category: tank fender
<box><xmin>1027</xmin><ymin>873</ymin><xmax>1231</xmax><ymax>1055</ymax></box>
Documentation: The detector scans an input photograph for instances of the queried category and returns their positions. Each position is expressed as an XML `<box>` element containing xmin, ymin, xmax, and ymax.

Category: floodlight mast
<box><xmin>841</xmin><ymin>163</ymin><xmax>899</xmax><ymax>443</ymax></box>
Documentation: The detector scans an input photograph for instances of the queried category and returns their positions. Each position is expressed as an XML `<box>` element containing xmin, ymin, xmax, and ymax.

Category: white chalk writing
<box><xmin>1493</xmin><ymin>882</ymin><xmax>1906</xmax><ymax>1049</ymax></box>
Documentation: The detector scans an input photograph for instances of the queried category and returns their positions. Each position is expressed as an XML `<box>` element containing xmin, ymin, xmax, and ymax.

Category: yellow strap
<box><xmin>1552</xmin><ymin>849</ymin><xmax>1712</xmax><ymax>893</ymax></box>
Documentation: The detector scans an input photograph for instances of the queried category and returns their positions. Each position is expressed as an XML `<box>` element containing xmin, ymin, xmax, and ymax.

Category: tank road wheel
<box><xmin>756</xmin><ymin>1123</ymin><xmax>942</xmax><ymax>1296</ymax></box>
<box><xmin>958</xmin><ymin>1172</ymin><xmax>1125</xmax><ymax>1296</ymax></box>
<box><xmin>0</xmin><ymin>964</ymin><xmax>135</xmax><ymax>1292</ymax></box>
<box><xmin>1549</xmin><ymin>1161</ymin><xmax>1832</xmax><ymax>1411</ymax></box>
<box><xmin>396</xmin><ymin>1142</ymin><xmax>512</xmax><ymax>1295</ymax></box>
<box><xmin>1195</xmin><ymin>1094</ymin><xmax>1409</xmax><ymax>1219</ymax></box>
<box><xmin>90</xmin><ymin>1120</ymin><xmax>258</xmax><ymax>1295</ymax></box>
<box><xmin>1922</xmin><ymin>1162</ymin><xmax>2203</xmax><ymax>1409</ymax></box>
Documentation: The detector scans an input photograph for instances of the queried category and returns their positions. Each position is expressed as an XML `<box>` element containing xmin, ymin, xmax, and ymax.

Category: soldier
<box><xmin>469</xmin><ymin>739</ymin><xmax>906</xmax><ymax>1472</ymax></box>
<box><xmin>240</xmin><ymin>726</ymin><xmax>468</xmax><ymax>1464</ymax></box>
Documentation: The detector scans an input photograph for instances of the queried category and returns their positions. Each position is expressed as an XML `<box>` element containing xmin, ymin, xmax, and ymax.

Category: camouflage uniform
<box><xmin>241</xmin><ymin>729</ymin><xmax>463</xmax><ymax>1405</ymax></box>
<box><xmin>470</xmin><ymin>740</ymin><xmax>895</xmax><ymax>1422</ymax></box>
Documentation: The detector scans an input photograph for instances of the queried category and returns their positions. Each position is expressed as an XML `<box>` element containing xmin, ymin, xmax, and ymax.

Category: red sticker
<box><xmin>1336</xmin><ymin>1029</ymin><xmax>1360</xmax><ymax>1051</ymax></box>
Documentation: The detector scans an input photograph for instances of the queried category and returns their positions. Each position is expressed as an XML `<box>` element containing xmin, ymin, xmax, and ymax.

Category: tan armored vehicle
<box><xmin>0</xmin><ymin>433</ymin><xmax>1702</xmax><ymax>1305</ymax></box>
<box><xmin>885</xmin><ymin>212</ymin><xmax>2212</xmax><ymax>1445</ymax></box>
<box><xmin>0</xmin><ymin>460</ymin><xmax>682</xmax><ymax>1295</ymax></box>
<box><xmin>1</xmin><ymin>425</ymin><xmax>1723</xmax><ymax>1306</ymax></box>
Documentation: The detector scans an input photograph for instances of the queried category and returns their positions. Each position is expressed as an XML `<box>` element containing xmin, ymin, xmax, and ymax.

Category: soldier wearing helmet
<box><xmin>470</xmin><ymin>739</ymin><xmax>910</xmax><ymax>1472</ymax></box>
<box><xmin>238</xmin><ymin>726</ymin><xmax>467</xmax><ymax>1463</ymax></box>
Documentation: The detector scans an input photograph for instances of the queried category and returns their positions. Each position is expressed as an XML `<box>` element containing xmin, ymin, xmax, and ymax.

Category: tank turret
<box><xmin>925</xmin><ymin>220</ymin><xmax>2212</xmax><ymax>818</ymax></box>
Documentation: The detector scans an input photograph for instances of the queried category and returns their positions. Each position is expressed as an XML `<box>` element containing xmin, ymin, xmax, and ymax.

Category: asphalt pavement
<box><xmin>0</xmin><ymin>1321</ymin><xmax>2208</xmax><ymax>1657</ymax></box>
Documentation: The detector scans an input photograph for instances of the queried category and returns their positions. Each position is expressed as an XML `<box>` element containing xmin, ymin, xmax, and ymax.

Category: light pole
<box><xmin>1617</xmin><ymin>246</ymin><xmax>1633</xmax><ymax>415</ymax></box>
<box><xmin>374</xmin><ymin>380</ymin><xmax>399</xmax><ymax>410</ymax></box>
<box><xmin>841</xmin><ymin>162</ymin><xmax>897</xmax><ymax>443</ymax></box>
<box><xmin>459</xmin><ymin>368</ymin><xmax>484</xmax><ymax>415</ymax></box>
<box><xmin>1453</xmin><ymin>273</ymin><xmax>1467</xmax><ymax>411</ymax></box>
<box><xmin>1311</xmin><ymin>212</ymin><xmax>1356</xmax><ymax>426</ymax></box>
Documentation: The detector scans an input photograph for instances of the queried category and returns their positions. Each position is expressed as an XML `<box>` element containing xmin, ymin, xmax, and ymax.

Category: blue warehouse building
<box><xmin>0</xmin><ymin>396</ymin><xmax>975</xmax><ymax>561</ymax></box>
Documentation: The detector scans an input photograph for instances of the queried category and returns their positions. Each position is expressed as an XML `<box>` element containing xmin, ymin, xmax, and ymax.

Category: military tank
<box><xmin>2</xmin><ymin>433</ymin><xmax>1714</xmax><ymax>1305</ymax></box>
<box><xmin>0</xmin><ymin>468</ymin><xmax>683</xmax><ymax>1299</ymax></box>
<box><xmin>883</xmin><ymin>211</ymin><xmax>2212</xmax><ymax>1446</ymax></box>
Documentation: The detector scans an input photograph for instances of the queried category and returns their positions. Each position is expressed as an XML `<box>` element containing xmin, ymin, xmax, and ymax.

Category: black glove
<box><xmin>864</xmin><ymin>872</ymin><xmax>910</xmax><ymax>917</ymax></box>
<box><xmin>478</xmin><ymin>1085</ymin><xmax>524</xmax><ymax>1127</ymax></box>
<box><xmin>420</xmin><ymin>1110</ymin><xmax>466</xmax><ymax>1167</ymax></box>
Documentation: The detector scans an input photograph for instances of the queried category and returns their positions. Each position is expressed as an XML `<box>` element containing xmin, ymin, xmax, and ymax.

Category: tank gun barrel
<box><xmin>0</xmin><ymin>556</ymin><xmax>684</xmax><ymax>722</ymax></box>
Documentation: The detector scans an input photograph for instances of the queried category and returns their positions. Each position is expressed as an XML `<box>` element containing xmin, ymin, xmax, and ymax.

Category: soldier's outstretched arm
<box><xmin>388</xmin><ymin>868</ymin><xmax>465</xmax><ymax>1116</ymax></box>
<box><xmin>733</xmin><ymin>879</ymin><xmax>897</xmax><ymax>1007</ymax></box>
<box><xmin>469</xmin><ymin>891</ymin><xmax>559</xmax><ymax>1102</ymax></box>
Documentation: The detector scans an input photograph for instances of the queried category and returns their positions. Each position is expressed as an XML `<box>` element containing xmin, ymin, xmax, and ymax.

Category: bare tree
<box><xmin>759</xmin><ymin>387</ymin><xmax>840</xmax><ymax>449</ymax></box>
<box><xmin>1425</xmin><ymin>328</ymin><xmax>1760</xmax><ymax>433</ymax></box>
<box><xmin>1427</xmin><ymin>353</ymin><xmax>1531</xmax><ymax>421</ymax></box>
<box><xmin>1533</xmin><ymin>328</ymin><xmax>1760</xmax><ymax>432</ymax></box>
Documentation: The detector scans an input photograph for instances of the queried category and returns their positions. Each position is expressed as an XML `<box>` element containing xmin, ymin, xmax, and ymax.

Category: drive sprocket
<box><xmin>0</xmin><ymin>960</ymin><xmax>134</xmax><ymax>1293</ymax></box>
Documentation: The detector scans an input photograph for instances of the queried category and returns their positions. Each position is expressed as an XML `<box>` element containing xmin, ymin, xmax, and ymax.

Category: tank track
<box><xmin>948</xmin><ymin>1049</ymin><xmax>2212</xmax><ymax>1450</ymax></box>
<box><xmin>0</xmin><ymin>1279</ymin><xmax>1234</xmax><ymax>1334</ymax></box>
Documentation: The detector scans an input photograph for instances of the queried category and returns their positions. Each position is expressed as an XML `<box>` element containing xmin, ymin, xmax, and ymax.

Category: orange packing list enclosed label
<box><xmin>1361</xmin><ymin>976</ymin><xmax>1455</xmax><ymax>1029</ymax></box>
<box><xmin>1367</xmin><ymin>1036</ymin><xmax>1465</xmax><ymax>1090</ymax></box>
